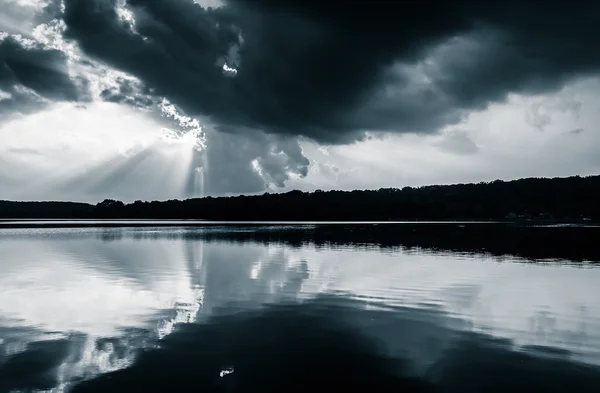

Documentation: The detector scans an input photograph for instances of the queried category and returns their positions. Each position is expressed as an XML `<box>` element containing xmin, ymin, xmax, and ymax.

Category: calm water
<box><xmin>1</xmin><ymin>224</ymin><xmax>600</xmax><ymax>392</ymax></box>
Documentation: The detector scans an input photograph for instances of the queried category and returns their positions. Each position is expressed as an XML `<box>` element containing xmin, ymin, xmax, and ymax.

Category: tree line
<box><xmin>1</xmin><ymin>174</ymin><xmax>599</xmax><ymax>221</ymax></box>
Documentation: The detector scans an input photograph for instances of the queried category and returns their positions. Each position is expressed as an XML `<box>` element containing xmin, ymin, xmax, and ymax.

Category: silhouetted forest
<box><xmin>1</xmin><ymin>175</ymin><xmax>599</xmax><ymax>221</ymax></box>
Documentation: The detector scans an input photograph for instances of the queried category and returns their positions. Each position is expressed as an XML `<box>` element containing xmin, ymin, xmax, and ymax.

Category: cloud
<box><xmin>434</xmin><ymin>130</ymin><xmax>479</xmax><ymax>155</ymax></box>
<box><xmin>0</xmin><ymin>32</ymin><xmax>82</xmax><ymax>117</ymax></box>
<box><xmin>185</xmin><ymin>128</ymin><xmax>310</xmax><ymax>196</ymax></box>
<box><xmin>4</xmin><ymin>0</ymin><xmax>600</xmax><ymax>143</ymax></box>
<box><xmin>46</xmin><ymin>0</ymin><xmax>600</xmax><ymax>144</ymax></box>
<box><xmin>524</xmin><ymin>93</ymin><xmax>582</xmax><ymax>131</ymax></box>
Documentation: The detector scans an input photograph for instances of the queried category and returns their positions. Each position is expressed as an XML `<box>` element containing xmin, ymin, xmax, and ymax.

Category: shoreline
<box><xmin>0</xmin><ymin>219</ymin><xmax>597</xmax><ymax>229</ymax></box>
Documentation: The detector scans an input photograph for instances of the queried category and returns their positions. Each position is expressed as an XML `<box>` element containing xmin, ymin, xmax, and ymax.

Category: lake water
<box><xmin>1</xmin><ymin>224</ymin><xmax>600</xmax><ymax>392</ymax></box>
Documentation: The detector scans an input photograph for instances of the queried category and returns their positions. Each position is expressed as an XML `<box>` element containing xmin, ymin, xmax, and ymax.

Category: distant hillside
<box><xmin>1</xmin><ymin>175</ymin><xmax>599</xmax><ymax>221</ymax></box>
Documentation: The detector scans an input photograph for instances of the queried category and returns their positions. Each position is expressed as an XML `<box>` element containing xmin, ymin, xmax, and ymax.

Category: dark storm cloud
<box><xmin>98</xmin><ymin>74</ymin><xmax>155</xmax><ymax>109</ymax></box>
<box><xmin>0</xmin><ymin>33</ymin><xmax>82</xmax><ymax>116</ymax></box>
<box><xmin>56</xmin><ymin>0</ymin><xmax>600</xmax><ymax>143</ymax></box>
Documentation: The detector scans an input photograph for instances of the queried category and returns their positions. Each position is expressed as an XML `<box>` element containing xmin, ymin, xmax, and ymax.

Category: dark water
<box><xmin>1</xmin><ymin>224</ymin><xmax>600</xmax><ymax>392</ymax></box>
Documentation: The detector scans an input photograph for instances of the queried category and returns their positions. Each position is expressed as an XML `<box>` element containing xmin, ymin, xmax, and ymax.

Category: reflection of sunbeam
<box><xmin>250</xmin><ymin>260</ymin><xmax>261</xmax><ymax>280</ymax></box>
<box><xmin>185</xmin><ymin>240</ymin><xmax>207</xmax><ymax>277</ymax></box>
<box><xmin>155</xmin><ymin>241</ymin><xmax>209</xmax><ymax>340</ymax></box>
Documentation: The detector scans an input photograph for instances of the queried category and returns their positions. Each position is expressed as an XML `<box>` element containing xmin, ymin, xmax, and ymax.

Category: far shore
<box><xmin>0</xmin><ymin>218</ymin><xmax>597</xmax><ymax>229</ymax></box>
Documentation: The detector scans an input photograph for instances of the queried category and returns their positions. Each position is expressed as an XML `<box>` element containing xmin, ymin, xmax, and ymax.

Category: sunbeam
<box><xmin>0</xmin><ymin>102</ymin><xmax>206</xmax><ymax>202</ymax></box>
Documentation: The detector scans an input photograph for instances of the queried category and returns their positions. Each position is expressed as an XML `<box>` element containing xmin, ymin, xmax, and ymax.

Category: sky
<box><xmin>1</xmin><ymin>0</ymin><xmax>599</xmax><ymax>202</ymax></box>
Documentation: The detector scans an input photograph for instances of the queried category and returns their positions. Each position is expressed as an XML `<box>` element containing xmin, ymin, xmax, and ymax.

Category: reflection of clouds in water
<box><xmin>0</xmin><ymin>331</ymin><xmax>153</xmax><ymax>393</ymax></box>
<box><xmin>283</xmin><ymin>246</ymin><xmax>600</xmax><ymax>365</ymax></box>
<box><xmin>2</xmin><ymin>227</ymin><xmax>600</xmax><ymax>392</ymax></box>
<box><xmin>0</xmin><ymin>237</ymin><xmax>199</xmax><ymax>336</ymax></box>
<box><xmin>249</xmin><ymin>249</ymin><xmax>310</xmax><ymax>301</ymax></box>
<box><xmin>0</xmin><ymin>233</ymin><xmax>205</xmax><ymax>392</ymax></box>
<box><xmin>156</xmin><ymin>285</ymin><xmax>204</xmax><ymax>339</ymax></box>
<box><xmin>198</xmin><ymin>244</ymin><xmax>312</xmax><ymax>313</ymax></box>
<box><xmin>0</xmin><ymin>258</ymin><xmax>159</xmax><ymax>336</ymax></box>
<box><xmin>5</xmin><ymin>230</ymin><xmax>599</xmax><ymax>365</ymax></box>
<box><xmin>52</xmin><ymin>335</ymin><xmax>141</xmax><ymax>392</ymax></box>
<box><xmin>70</xmin><ymin>297</ymin><xmax>600</xmax><ymax>393</ymax></box>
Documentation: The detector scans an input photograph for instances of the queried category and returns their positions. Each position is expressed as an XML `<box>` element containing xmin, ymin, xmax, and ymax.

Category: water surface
<box><xmin>1</xmin><ymin>224</ymin><xmax>600</xmax><ymax>392</ymax></box>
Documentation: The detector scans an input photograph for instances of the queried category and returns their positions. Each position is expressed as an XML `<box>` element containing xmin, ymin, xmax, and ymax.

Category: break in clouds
<box><xmin>1</xmin><ymin>0</ymin><xmax>600</xmax><ymax>198</ymax></box>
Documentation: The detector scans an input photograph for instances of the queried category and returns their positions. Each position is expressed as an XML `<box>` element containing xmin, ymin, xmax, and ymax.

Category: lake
<box><xmin>1</xmin><ymin>223</ymin><xmax>600</xmax><ymax>392</ymax></box>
